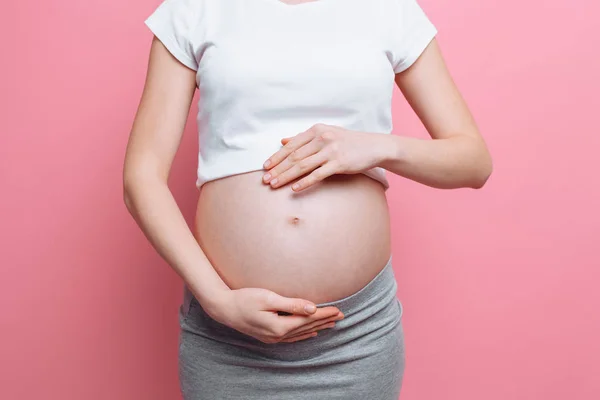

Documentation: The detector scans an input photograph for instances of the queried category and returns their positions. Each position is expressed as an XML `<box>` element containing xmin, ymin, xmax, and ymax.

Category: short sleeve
<box><xmin>144</xmin><ymin>0</ymin><xmax>199</xmax><ymax>71</ymax></box>
<box><xmin>388</xmin><ymin>0</ymin><xmax>438</xmax><ymax>73</ymax></box>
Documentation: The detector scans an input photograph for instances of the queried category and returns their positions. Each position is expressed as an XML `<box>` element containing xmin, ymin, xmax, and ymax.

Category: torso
<box><xmin>189</xmin><ymin>0</ymin><xmax>397</xmax><ymax>303</ymax></box>
<box><xmin>194</xmin><ymin>171</ymin><xmax>391</xmax><ymax>304</ymax></box>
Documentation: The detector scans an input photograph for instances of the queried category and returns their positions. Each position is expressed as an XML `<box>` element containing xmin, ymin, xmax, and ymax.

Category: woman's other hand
<box><xmin>261</xmin><ymin>123</ymin><xmax>389</xmax><ymax>192</ymax></box>
<box><xmin>203</xmin><ymin>287</ymin><xmax>345</xmax><ymax>343</ymax></box>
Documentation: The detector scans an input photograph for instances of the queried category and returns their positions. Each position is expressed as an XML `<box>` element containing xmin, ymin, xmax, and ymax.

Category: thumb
<box><xmin>266</xmin><ymin>292</ymin><xmax>317</xmax><ymax>315</ymax></box>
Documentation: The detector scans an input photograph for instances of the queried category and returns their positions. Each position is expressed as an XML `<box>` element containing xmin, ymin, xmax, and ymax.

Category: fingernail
<box><xmin>292</xmin><ymin>183</ymin><xmax>299</xmax><ymax>190</ymax></box>
<box><xmin>263</xmin><ymin>173</ymin><xmax>271</xmax><ymax>181</ymax></box>
<box><xmin>263</xmin><ymin>160</ymin><xmax>271</xmax><ymax>168</ymax></box>
<box><xmin>270</xmin><ymin>178</ymin><xmax>278</xmax><ymax>186</ymax></box>
<box><xmin>305</xmin><ymin>304</ymin><xmax>316</xmax><ymax>313</ymax></box>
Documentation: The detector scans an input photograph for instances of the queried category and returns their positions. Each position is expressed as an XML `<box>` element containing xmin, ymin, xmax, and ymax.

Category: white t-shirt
<box><xmin>144</xmin><ymin>0</ymin><xmax>437</xmax><ymax>190</ymax></box>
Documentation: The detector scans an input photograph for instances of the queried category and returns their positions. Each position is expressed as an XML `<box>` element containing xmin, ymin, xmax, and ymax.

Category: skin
<box><xmin>124</xmin><ymin>15</ymin><xmax>491</xmax><ymax>343</ymax></box>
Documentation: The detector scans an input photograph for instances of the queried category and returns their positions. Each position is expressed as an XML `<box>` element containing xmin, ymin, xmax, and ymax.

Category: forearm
<box><xmin>123</xmin><ymin>177</ymin><xmax>230</xmax><ymax>309</ymax></box>
<box><xmin>376</xmin><ymin>133</ymin><xmax>493</xmax><ymax>189</ymax></box>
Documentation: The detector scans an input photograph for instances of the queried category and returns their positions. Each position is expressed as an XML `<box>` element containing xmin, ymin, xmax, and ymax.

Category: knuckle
<box><xmin>283</xmin><ymin>142</ymin><xmax>294</xmax><ymax>151</ymax></box>
<box><xmin>297</xmin><ymin>160</ymin><xmax>310</xmax><ymax>172</ymax></box>
<box><xmin>320</xmin><ymin>130</ymin><xmax>335</xmax><ymax>141</ymax></box>
<box><xmin>328</xmin><ymin>141</ymin><xmax>340</xmax><ymax>153</ymax></box>
<box><xmin>264</xmin><ymin>291</ymin><xmax>277</xmax><ymax>307</ymax></box>
<box><xmin>288</xmin><ymin>150</ymin><xmax>298</xmax><ymax>162</ymax></box>
<box><xmin>312</xmin><ymin>123</ymin><xmax>326</xmax><ymax>132</ymax></box>
<box><xmin>292</xmin><ymin>301</ymin><xmax>304</xmax><ymax>314</ymax></box>
<box><xmin>271</xmin><ymin>327</ymin><xmax>287</xmax><ymax>339</ymax></box>
<box><xmin>331</xmin><ymin>158</ymin><xmax>344</xmax><ymax>170</ymax></box>
<box><xmin>262</xmin><ymin>291</ymin><xmax>278</xmax><ymax>307</ymax></box>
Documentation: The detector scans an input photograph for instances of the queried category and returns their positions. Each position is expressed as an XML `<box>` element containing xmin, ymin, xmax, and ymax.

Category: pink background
<box><xmin>2</xmin><ymin>0</ymin><xmax>598</xmax><ymax>399</ymax></box>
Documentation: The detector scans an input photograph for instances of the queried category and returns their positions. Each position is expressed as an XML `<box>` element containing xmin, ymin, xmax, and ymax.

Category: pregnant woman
<box><xmin>123</xmin><ymin>0</ymin><xmax>492</xmax><ymax>398</ymax></box>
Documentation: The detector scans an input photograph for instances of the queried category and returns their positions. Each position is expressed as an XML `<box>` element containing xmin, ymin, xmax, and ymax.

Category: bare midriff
<box><xmin>193</xmin><ymin>170</ymin><xmax>392</xmax><ymax>304</ymax></box>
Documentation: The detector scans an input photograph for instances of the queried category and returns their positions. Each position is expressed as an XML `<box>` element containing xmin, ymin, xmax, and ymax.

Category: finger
<box><xmin>288</xmin><ymin>310</ymin><xmax>343</xmax><ymax>332</ymax></box>
<box><xmin>277</xmin><ymin>306</ymin><xmax>341</xmax><ymax>319</ymax></box>
<box><xmin>291</xmin><ymin>162</ymin><xmax>339</xmax><ymax>192</ymax></box>
<box><xmin>279</xmin><ymin>331</ymin><xmax>318</xmax><ymax>343</ymax></box>
<box><xmin>283</xmin><ymin>313</ymin><xmax>343</xmax><ymax>337</ymax></box>
<box><xmin>283</xmin><ymin>315</ymin><xmax>340</xmax><ymax>338</ymax></box>
<box><xmin>276</xmin><ymin>307</ymin><xmax>343</xmax><ymax>333</ymax></box>
<box><xmin>269</xmin><ymin>150</ymin><xmax>328</xmax><ymax>189</ymax></box>
<box><xmin>263</xmin><ymin>138</ymin><xmax>323</xmax><ymax>185</ymax></box>
<box><xmin>264</xmin><ymin>292</ymin><xmax>319</xmax><ymax>316</ymax></box>
<box><xmin>263</xmin><ymin>129</ymin><xmax>314</xmax><ymax>170</ymax></box>
<box><xmin>285</xmin><ymin>321</ymin><xmax>337</xmax><ymax>340</ymax></box>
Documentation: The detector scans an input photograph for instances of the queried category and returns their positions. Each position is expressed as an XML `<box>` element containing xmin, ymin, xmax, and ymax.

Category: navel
<box><xmin>289</xmin><ymin>216</ymin><xmax>301</xmax><ymax>225</ymax></box>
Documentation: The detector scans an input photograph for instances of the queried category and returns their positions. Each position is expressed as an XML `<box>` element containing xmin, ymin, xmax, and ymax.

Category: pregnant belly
<box><xmin>193</xmin><ymin>170</ymin><xmax>392</xmax><ymax>304</ymax></box>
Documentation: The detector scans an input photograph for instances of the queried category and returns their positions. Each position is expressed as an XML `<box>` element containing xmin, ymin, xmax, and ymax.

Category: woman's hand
<box><xmin>262</xmin><ymin>123</ymin><xmax>390</xmax><ymax>192</ymax></box>
<box><xmin>204</xmin><ymin>287</ymin><xmax>345</xmax><ymax>344</ymax></box>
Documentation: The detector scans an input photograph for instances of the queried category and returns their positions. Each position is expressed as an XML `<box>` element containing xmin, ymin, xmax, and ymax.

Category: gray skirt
<box><xmin>178</xmin><ymin>255</ymin><xmax>405</xmax><ymax>400</ymax></box>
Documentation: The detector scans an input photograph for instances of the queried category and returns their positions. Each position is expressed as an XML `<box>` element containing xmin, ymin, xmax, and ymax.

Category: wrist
<box><xmin>196</xmin><ymin>287</ymin><xmax>232</xmax><ymax>319</ymax></box>
<box><xmin>373</xmin><ymin>133</ymin><xmax>400</xmax><ymax>169</ymax></box>
<box><xmin>185</xmin><ymin>275</ymin><xmax>230</xmax><ymax>312</ymax></box>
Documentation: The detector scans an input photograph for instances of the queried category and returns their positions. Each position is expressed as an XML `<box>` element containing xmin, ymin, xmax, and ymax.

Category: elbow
<box><xmin>122</xmin><ymin>168</ymin><xmax>167</xmax><ymax>210</ymax></box>
<box><xmin>123</xmin><ymin>187</ymin><xmax>134</xmax><ymax>211</ymax></box>
<box><xmin>123</xmin><ymin>179</ymin><xmax>136</xmax><ymax>213</ymax></box>
<box><xmin>122</xmin><ymin>155</ymin><xmax>168</xmax><ymax>213</ymax></box>
<box><xmin>470</xmin><ymin>151</ymin><xmax>493</xmax><ymax>189</ymax></box>
<box><xmin>122</xmin><ymin>169</ymin><xmax>142</xmax><ymax>213</ymax></box>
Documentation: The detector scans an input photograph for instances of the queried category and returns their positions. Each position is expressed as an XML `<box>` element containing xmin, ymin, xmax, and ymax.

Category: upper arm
<box><xmin>124</xmin><ymin>38</ymin><xmax>197</xmax><ymax>187</ymax></box>
<box><xmin>394</xmin><ymin>38</ymin><xmax>481</xmax><ymax>142</ymax></box>
<box><xmin>385</xmin><ymin>0</ymin><xmax>481</xmax><ymax>142</ymax></box>
<box><xmin>124</xmin><ymin>0</ymin><xmax>200</xmax><ymax>188</ymax></box>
